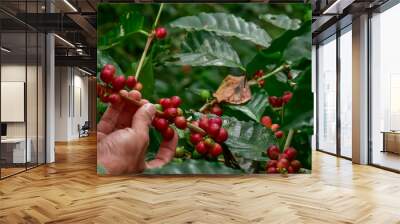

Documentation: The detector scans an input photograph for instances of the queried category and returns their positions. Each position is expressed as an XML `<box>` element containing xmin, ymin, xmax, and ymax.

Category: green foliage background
<box><xmin>97</xmin><ymin>3</ymin><xmax>312</xmax><ymax>174</ymax></box>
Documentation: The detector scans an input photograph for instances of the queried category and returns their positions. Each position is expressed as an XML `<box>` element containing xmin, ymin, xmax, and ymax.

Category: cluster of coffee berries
<box><xmin>152</xmin><ymin>96</ymin><xmax>185</xmax><ymax>141</ymax></box>
<box><xmin>266</xmin><ymin>145</ymin><xmax>301</xmax><ymax>174</ymax></box>
<box><xmin>268</xmin><ymin>91</ymin><xmax>293</xmax><ymax>108</ymax></box>
<box><xmin>189</xmin><ymin>116</ymin><xmax>228</xmax><ymax>158</ymax></box>
<box><xmin>98</xmin><ymin>64</ymin><xmax>143</xmax><ymax>104</ymax></box>
<box><xmin>253</xmin><ymin>70</ymin><xmax>265</xmax><ymax>87</ymax></box>
<box><xmin>260</xmin><ymin>116</ymin><xmax>284</xmax><ymax>139</ymax></box>
<box><xmin>155</xmin><ymin>27</ymin><xmax>167</xmax><ymax>39</ymax></box>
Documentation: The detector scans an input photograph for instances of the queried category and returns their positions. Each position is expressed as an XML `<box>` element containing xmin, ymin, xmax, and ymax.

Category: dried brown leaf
<box><xmin>213</xmin><ymin>75</ymin><xmax>251</xmax><ymax>104</ymax></box>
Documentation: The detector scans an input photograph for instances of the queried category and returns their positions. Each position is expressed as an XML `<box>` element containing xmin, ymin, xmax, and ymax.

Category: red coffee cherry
<box><xmin>283</xmin><ymin>147</ymin><xmax>297</xmax><ymax>161</ymax></box>
<box><xmin>174</xmin><ymin>116</ymin><xmax>187</xmax><ymax>129</ymax></box>
<box><xmin>254</xmin><ymin>69</ymin><xmax>264</xmax><ymax>78</ymax></box>
<box><xmin>108</xmin><ymin>93</ymin><xmax>121</xmax><ymax>104</ymax></box>
<box><xmin>282</xmin><ymin>91</ymin><xmax>293</xmax><ymax>104</ymax></box>
<box><xmin>100</xmin><ymin>64</ymin><xmax>115</xmax><ymax>84</ymax></box>
<box><xmin>195</xmin><ymin>141</ymin><xmax>208</xmax><ymax>154</ymax></box>
<box><xmin>269</xmin><ymin>96</ymin><xmax>283</xmax><ymax>107</ymax></box>
<box><xmin>210</xmin><ymin>104</ymin><xmax>223</xmax><ymax>116</ymax></box>
<box><xmin>266</xmin><ymin>166</ymin><xmax>278</xmax><ymax>174</ymax></box>
<box><xmin>267</xmin><ymin>145</ymin><xmax>280</xmax><ymax>160</ymax></box>
<box><xmin>170</xmin><ymin>96</ymin><xmax>181</xmax><ymax>108</ymax></box>
<box><xmin>209</xmin><ymin>117</ymin><xmax>222</xmax><ymax>127</ymax></box>
<box><xmin>275</xmin><ymin>130</ymin><xmax>284</xmax><ymax>139</ymax></box>
<box><xmin>207</xmin><ymin>123</ymin><xmax>220</xmax><ymax>138</ymax></box>
<box><xmin>215</xmin><ymin>128</ymin><xmax>228</xmax><ymax>143</ymax></box>
<box><xmin>112</xmin><ymin>75</ymin><xmax>126</xmax><ymax>91</ymax></box>
<box><xmin>260</xmin><ymin>116</ymin><xmax>272</xmax><ymax>128</ymax></box>
<box><xmin>278</xmin><ymin>153</ymin><xmax>289</xmax><ymax>160</ymax></box>
<box><xmin>152</xmin><ymin>117</ymin><xmax>169</xmax><ymax>131</ymax></box>
<box><xmin>204</xmin><ymin>138</ymin><xmax>215</xmax><ymax>149</ymax></box>
<box><xmin>159</xmin><ymin>98</ymin><xmax>172</xmax><ymax>109</ymax></box>
<box><xmin>155</xmin><ymin>27</ymin><xmax>167</xmax><ymax>39</ymax></box>
<box><xmin>190</xmin><ymin>133</ymin><xmax>203</xmax><ymax>145</ymax></box>
<box><xmin>210</xmin><ymin>143</ymin><xmax>223</xmax><ymax>157</ymax></box>
<box><xmin>266</xmin><ymin>160</ymin><xmax>278</xmax><ymax>169</ymax></box>
<box><xmin>199</xmin><ymin>116</ymin><xmax>209</xmax><ymax>131</ymax></box>
<box><xmin>271</xmin><ymin>124</ymin><xmax>280</xmax><ymax>132</ymax></box>
<box><xmin>290</xmin><ymin>160</ymin><xmax>301</xmax><ymax>172</ymax></box>
<box><xmin>162</xmin><ymin>127</ymin><xmax>175</xmax><ymax>140</ymax></box>
<box><xmin>287</xmin><ymin>166</ymin><xmax>295</xmax><ymax>173</ymax></box>
<box><xmin>126</xmin><ymin>76</ymin><xmax>137</xmax><ymax>89</ymax></box>
<box><xmin>277</xmin><ymin>158</ymin><xmax>289</xmax><ymax>171</ymax></box>
<box><xmin>164</xmin><ymin>107</ymin><xmax>178</xmax><ymax>119</ymax></box>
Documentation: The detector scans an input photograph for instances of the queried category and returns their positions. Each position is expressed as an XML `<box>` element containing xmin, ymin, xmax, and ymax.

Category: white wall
<box><xmin>54</xmin><ymin>67</ymin><xmax>89</xmax><ymax>141</ymax></box>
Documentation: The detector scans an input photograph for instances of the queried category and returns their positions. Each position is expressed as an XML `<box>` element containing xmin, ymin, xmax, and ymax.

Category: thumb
<box><xmin>131</xmin><ymin>102</ymin><xmax>156</xmax><ymax>134</ymax></box>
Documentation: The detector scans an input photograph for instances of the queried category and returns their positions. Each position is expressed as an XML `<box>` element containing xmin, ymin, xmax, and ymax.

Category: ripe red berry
<box><xmin>174</xmin><ymin>116</ymin><xmax>187</xmax><ymax>129</ymax></box>
<box><xmin>164</xmin><ymin>107</ymin><xmax>178</xmax><ymax>119</ymax></box>
<box><xmin>215</xmin><ymin>128</ymin><xmax>228</xmax><ymax>143</ymax></box>
<box><xmin>112</xmin><ymin>75</ymin><xmax>126</xmax><ymax>91</ymax></box>
<box><xmin>266</xmin><ymin>167</ymin><xmax>278</xmax><ymax>174</ymax></box>
<box><xmin>209</xmin><ymin>117</ymin><xmax>223</xmax><ymax>127</ymax></box>
<box><xmin>267</xmin><ymin>145</ymin><xmax>280</xmax><ymax>160</ymax></box>
<box><xmin>134</xmin><ymin>82</ymin><xmax>143</xmax><ymax>91</ymax></box>
<box><xmin>191</xmin><ymin>120</ymin><xmax>200</xmax><ymax>127</ymax></box>
<box><xmin>195</xmin><ymin>141</ymin><xmax>208</xmax><ymax>154</ymax></box>
<box><xmin>210</xmin><ymin>104</ymin><xmax>223</xmax><ymax>116</ymax></box>
<box><xmin>126</xmin><ymin>76</ymin><xmax>137</xmax><ymax>89</ymax></box>
<box><xmin>204</xmin><ymin>138</ymin><xmax>215</xmax><ymax>149</ymax></box>
<box><xmin>155</xmin><ymin>27</ymin><xmax>167</xmax><ymax>39</ymax></box>
<box><xmin>162</xmin><ymin>127</ymin><xmax>175</xmax><ymax>140</ymax></box>
<box><xmin>266</xmin><ymin>160</ymin><xmax>278</xmax><ymax>169</ymax></box>
<box><xmin>254</xmin><ymin>69</ymin><xmax>264</xmax><ymax>78</ymax></box>
<box><xmin>287</xmin><ymin>166</ymin><xmax>294</xmax><ymax>173</ymax></box>
<box><xmin>269</xmin><ymin>96</ymin><xmax>283</xmax><ymax>107</ymax></box>
<box><xmin>290</xmin><ymin>160</ymin><xmax>301</xmax><ymax>172</ymax></box>
<box><xmin>277</xmin><ymin>158</ymin><xmax>289</xmax><ymax>171</ymax></box>
<box><xmin>271</xmin><ymin>124</ymin><xmax>280</xmax><ymax>132</ymax></box>
<box><xmin>170</xmin><ymin>96</ymin><xmax>181</xmax><ymax>108</ymax></box>
<box><xmin>108</xmin><ymin>93</ymin><xmax>121</xmax><ymax>104</ymax></box>
<box><xmin>159</xmin><ymin>98</ymin><xmax>171</xmax><ymax>109</ymax></box>
<box><xmin>207</xmin><ymin>123</ymin><xmax>220</xmax><ymax>137</ymax></box>
<box><xmin>101</xmin><ymin>94</ymin><xmax>110</xmax><ymax>103</ymax></box>
<box><xmin>152</xmin><ymin>117</ymin><xmax>169</xmax><ymax>131</ymax></box>
<box><xmin>275</xmin><ymin>130</ymin><xmax>284</xmax><ymax>139</ymax></box>
<box><xmin>258</xmin><ymin>79</ymin><xmax>265</xmax><ymax>87</ymax></box>
<box><xmin>190</xmin><ymin>133</ymin><xmax>203</xmax><ymax>145</ymax></box>
<box><xmin>210</xmin><ymin>143</ymin><xmax>223</xmax><ymax>157</ymax></box>
<box><xmin>199</xmin><ymin>117</ymin><xmax>209</xmax><ymax>131</ymax></box>
<box><xmin>278</xmin><ymin>153</ymin><xmax>289</xmax><ymax>160</ymax></box>
<box><xmin>100</xmin><ymin>64</ymin><xmax>115</xmax><ymax>84</ymax></box>
<box><xmin>284</xmin><ymin>147</ymin><xmax>297</xmax><ymax>161</ymax></box>
<box><xmin>260</xmin><ymin>116</ymin><xmax>272</xmax><ymax>128</ymax></box>
<box><xmin>282</xmin><ymin>91</ymin><xmax>293</xmax><ymax>104</ymax></box>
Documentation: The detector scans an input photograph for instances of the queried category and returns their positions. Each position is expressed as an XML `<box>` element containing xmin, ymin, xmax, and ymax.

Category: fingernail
<box><xmin>143</xmin><ymin>103</ymin><xmax>156</xmax><ymax>119</ymax></box>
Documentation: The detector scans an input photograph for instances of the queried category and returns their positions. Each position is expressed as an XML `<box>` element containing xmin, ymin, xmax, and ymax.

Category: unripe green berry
<box><xmin>200</xmin><ymin>90</ymin><xmax>211</xmax><ymax>101</ymax></box>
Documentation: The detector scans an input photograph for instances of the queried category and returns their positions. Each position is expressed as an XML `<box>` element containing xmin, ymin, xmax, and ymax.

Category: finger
<box><xmin>97</xmin><ymin>101</ymin><xmax>125</xmax><ymax>135</ymax></box>
<box><xmin>146</xmin><ymin>131</ymin><xmax>178</xmax><ymax>169</ymax></box>
<box><xmin>115</xmin><ymin>90</ymin><xmax>142</xmax><ymax>129</ymax></box>
<box><xmin>131</xmin><ymin>103</ymin><xmax>156</xmax><ymax>135</ymax></box>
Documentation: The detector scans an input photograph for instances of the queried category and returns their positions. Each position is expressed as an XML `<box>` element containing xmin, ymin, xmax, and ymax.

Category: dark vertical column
<box><xmin>315</xmin><ymin>45</ymin><xmax>320</xmax><ymax>151</ymax></box>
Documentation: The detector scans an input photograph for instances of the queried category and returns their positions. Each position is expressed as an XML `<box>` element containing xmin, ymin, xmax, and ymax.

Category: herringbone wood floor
<box><xmin>1</xmin><ymin>136</ymin><xmax>400</xmax><ymax>224</ymax></box>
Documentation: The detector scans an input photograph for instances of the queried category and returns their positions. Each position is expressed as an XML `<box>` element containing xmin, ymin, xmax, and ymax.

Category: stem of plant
<box><xmin>248</xmin><ymin>64</ymin><xmax>289</xmax><ymax>86</ymax></box>
<box><xmin>284</xmin><ymin>129</ymin><xmax>294</xmax><ymax>149</ymax></box>
<box><xmin>199</xmin><ymin>99</ymin><xmax>217</xmax><ymax>113</ymax></box>
<box><xmin>134</xmin><ymin>3</ymin><xmax>164</xmax><ymax>80</ymax></box>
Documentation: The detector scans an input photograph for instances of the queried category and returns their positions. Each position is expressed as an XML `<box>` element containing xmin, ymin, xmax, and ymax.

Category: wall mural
<box><xmin>96</xmin><ymin>3</ymin><xmax>312</xmax><ymax>175</ymax></box>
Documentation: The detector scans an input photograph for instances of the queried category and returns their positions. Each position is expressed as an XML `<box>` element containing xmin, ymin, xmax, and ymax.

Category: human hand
<box><xmin>97</xmin><ymin>90</ymin><xmax>178</xmax><ymax>175</ymax></box>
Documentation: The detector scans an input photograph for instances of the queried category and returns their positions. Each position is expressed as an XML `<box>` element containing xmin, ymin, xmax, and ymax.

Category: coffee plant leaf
<box><xmin>259</xmin><ymin>14</ymin><xmax>301</xmax><ymax>30</ymax></box>
<box><xmin>170</xmin><ymin>32</ymin><xmax>243</xmax><ymax>69</ymax></box>
<box><xmin>283</xmin><ymin>32</ymin><xmax>312</xmax><ymax>64</ymax></box>
<box><xmin>98</xmin><ymin>4</ymin><xmax>144</xmax><ymax>50</ymax></box>
<box><xmin>143</xmin><ymin>159</ymin><xmax>244</xmax><ymax>174</ymax></box>
<box><xmin>222</xmin><ymin>116</ymin><xmax>277</xmax><ymax>163</ymax></box>
<box><xmin>170</xmin><ymin>12</ymin><xmax>271</xmax><ymax>48</ymax></box>
<box><xmin>282</xmin><ymin>66</ymin><xmax>313</xmax><ymax>131</ymax></box>
<box><xmin>225</xmin><ymin>89</ymin><xmax>269</xmax><ymax>122</ymax></box>
<box><xmin>213</xmin><ymin>75</ymin><xmax>251</xmax><ymax>104</ymax></box>
<box><xmin>246</xmin><ymin>20</ymin><xmax>311</xmax><ymax>75</ymax></box>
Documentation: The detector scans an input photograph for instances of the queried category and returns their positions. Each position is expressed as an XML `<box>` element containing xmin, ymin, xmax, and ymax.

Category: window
<box><xmin>317</xmin><ymin>35</ymin><xmax>337</xmax><ymax>154</ymax></box>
